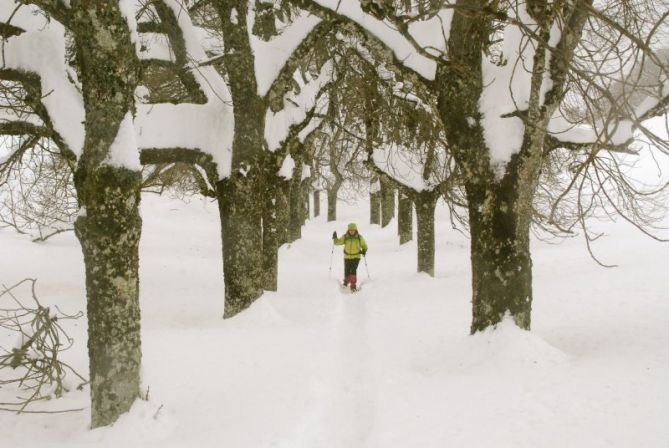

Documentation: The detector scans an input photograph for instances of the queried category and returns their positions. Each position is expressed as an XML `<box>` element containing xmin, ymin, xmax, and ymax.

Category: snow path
<box><xmin>297</xmin><ymin>288</ymin><xmax>378</xmax><ymax>448</ymax></box>
<box><xmin>1</xmin><ymin>195</ymin><xmax>668</xmax><ymax>447</ymax></box>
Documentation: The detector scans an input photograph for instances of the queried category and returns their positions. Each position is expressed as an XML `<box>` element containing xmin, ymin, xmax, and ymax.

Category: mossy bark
<box><xmin>398</xmin><ymin>192</ymin><xmax>413</xmax><ymax>244</ymax></box>
<box><xmin>370</xmin><ymin>191</ymin><xmax>381</xmax><ymax>225</ymax></box>
<box><xmin>215</xmin><ymin>0</ymin><xmax>266</xmax><ymax>317</ymax></box>
<box><xmin>380</xmin><ymin>178</ymin><xmax>395</xmax><ymax>228</ymax></box>
<box><xmin>74</xmin><ymin>169</ymin><xmax>142</xmax><ymax>429</ymax></box>
<box><xmin>467</xmin><ymin>173</ymin><xmax>533</xmax><ymax>332</ymax></box>
<box><xmin>69</xmin><ymin>1</ymin><xmax>142</xmax><ymax>428</ymax></box>
<box><xmin>217</xmin><ymin>174</ymin><xmax>264</xmax><ymax>317</ymax></box>
<box><xmin>261</xmin><ymin>165</ymin><xmax>280</xmax><ymax>292</ymax></box>
<box><xmin>414</xmin><ymin>192</ymin><xmax>437</xmax><ymax>276</ymax></box>
<box><xmin>434</xmin><ymin>0</ymin><xmax>555</xmax><ymax>332</ymax></box>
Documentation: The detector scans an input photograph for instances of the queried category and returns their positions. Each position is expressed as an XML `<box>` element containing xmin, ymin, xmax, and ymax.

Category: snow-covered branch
<box><xmin>247</xmin><ymin>2</ymin><xmax>322</xmax><ymax>97</ymax></box>
<box><xmin>1</xmin><ymin>5</ymin><xmax>84</xmax><ymax>159</ymax></box>
<box><xmin>134</xmin><ymin>0</ymin><xmax>234</xmax><ymax>180</ymax></box>
<box><xmin>295</xmin><ymin>0</ymin><xmax>438</xmax><ymax>80</ymax></box>
<box><xmin>265</xmin><ymin>60</ymin><xmax>333</xmax><ymax>152</ymax></box>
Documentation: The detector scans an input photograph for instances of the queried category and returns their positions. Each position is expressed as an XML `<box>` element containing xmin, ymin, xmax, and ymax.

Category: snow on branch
<box><xmin>547</xmin><ymin>112</ymin><xmax>634</xmax><ymax>148</ymax></box>
<box><xmin>0</xmin><ymin>3</ymin><xmax>44</xmax><ymax>32</ymax></box>
<box><xmin>135</xmin><ymin>0</ymin><xmax>234</xmax><ymax>180</ymax></box>
<box><xmin>265</xmin><ymin>60</ymin><xmax>333</xmax><ymax>152</ymax></box>
<box><xmin>479</xmin><ymin>1</ymin><xmax>562</xmax><ymax>172</ymax></box>
<box><xmin>247</xmin><ymin>1</ymin><xmax>322</xmax><ymax>97</ymax></box>
<box><xmin>1</xmin><ymin>16</ymin><xmax>84</xmax><ymax>158</ymax></box>
<box><xmin>547</xmin><ymin>78</ymin><xmax>669</xmax><ymax>150</ymax></box>
<box><xmin>297</xmin><ymin>0</ymin><xmax>438</xmax><ymax>80</ymax></box>
<box><xmin>138</xmin><ymin>32</ymin><xmax>175</xmax><ymax>62</ymax></box>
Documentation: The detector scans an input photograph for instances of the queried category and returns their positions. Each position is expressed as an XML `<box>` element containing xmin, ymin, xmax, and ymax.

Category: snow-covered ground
<box><xmin>1</xmin><ymin>194</ymin><xmax>668</xmax><ymax>447</ymax></box>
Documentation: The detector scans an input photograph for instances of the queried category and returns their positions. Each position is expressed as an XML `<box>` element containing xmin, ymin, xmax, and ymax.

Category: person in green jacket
<box><xmin>332</xmin><ymin>223</ymin><xmax>368</xmax><ymax>291</ymax></box>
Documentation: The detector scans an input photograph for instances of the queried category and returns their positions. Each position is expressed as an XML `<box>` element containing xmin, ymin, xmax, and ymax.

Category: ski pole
<box><xmin>328</xmin><ymin>241</ymin><xmax>335</xmax><ymax>279</ymax></box>
<box><xmin>363</xmin><ymin>254</ymin><xmax>370</xmax><ymax>279</ymax></box>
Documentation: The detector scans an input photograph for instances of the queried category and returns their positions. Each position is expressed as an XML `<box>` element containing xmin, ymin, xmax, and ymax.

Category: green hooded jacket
<box><xmin>334</xmin><ymin>224</ymin><xmax>368</xmax><ymax>260</ymax></box>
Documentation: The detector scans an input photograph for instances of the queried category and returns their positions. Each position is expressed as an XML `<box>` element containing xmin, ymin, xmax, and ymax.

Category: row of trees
<box><xmin>2</xmin><ymin>0</ymin><xmax>668</xmax><ymax>428</ymax></box>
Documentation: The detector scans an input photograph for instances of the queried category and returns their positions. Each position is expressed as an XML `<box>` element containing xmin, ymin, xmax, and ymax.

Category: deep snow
<box><xmin>1</xmin><ymin>194</ymin><xmax>668</xmax><ymax>448</ymax></box>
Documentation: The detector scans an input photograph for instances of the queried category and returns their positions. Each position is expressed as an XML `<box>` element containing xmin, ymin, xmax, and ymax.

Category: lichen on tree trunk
<box><xmin>466</xmin><ymin>173</ymin><xmax>533</xmax><ymax>333</ymax></box>
<box><xmin>398</xmin><ymin>191</ymin><xmax>412</xmax><ymax>244</ymax></box>
<box><xmin>370</xmin><ymin>190</ymin><xmax>381</xmax><ymax>225</ymax></box>
<box><xmin>326</xmin><ymin>183</ymin><xmax>339</xmax><ymax>222</ymax></box>
<box><xmin>261</xmin><ymin>169</ymin><xmax>280</xmax><ymax>292</ymax></box>
<box><xmin>300</xmin><ymin>184</ymin><xmax>309</xmax><ymax>225</ymax></box>
<box><xmin>276</xmin><ymin>181</ymin><xmax>290</xmax><ymax>245</ymax></box>
<box><xmin>68</xmin><ymin>1</ymin><xmax>143</xmax><ymax>428</ymax></box>
<box><xmin>218</xmin><ymin>174</ymin><xmax>264</xmax><ymax>318</ymax></box>
<box><xmin>288</xmin><ymin>156</ymin><xmax>304</xmax><ymax>242</ymax></box>
<box><xmin>75</xmin><ymin>168</ymin><xmax>142</xmax><ymax>429</ymax></box>
<box><xmin>380</xmin><ymin>178</ymin><xmax>395</xmax><ymax>227</ymax></box>
<box><xmin>415</xmin><ymin>192</ymin><xmax>437</xmax><ymax>276</ymax></box>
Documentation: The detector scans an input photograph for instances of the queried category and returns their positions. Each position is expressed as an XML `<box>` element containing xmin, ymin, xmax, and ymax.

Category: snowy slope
<box><xmin>0</xmin><ymin>194</ymin><xmax>668</xmax><ymax>447</ymax></box>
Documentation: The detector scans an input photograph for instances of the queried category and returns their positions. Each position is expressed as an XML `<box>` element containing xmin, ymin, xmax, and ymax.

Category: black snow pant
<box><xmin>343</xmin><ymin>258</ymin><xmax>361</xmax><ymax>285</ymax></box>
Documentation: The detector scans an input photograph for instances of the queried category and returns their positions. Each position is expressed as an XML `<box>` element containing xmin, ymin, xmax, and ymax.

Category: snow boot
<box><xmin>349</xmin><ymin>274</ymin><xmax>357</xmax><ymax>292</ymax></box>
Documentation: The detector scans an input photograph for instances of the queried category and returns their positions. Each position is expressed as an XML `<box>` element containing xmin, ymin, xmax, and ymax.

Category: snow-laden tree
<box><xmin>291</xmin><ymin>0</ymin><xmax>669</xmax><ymax>332</ymax></box>
<box><xmin>1</xmin><ymin>0</ymin><xmax>333</xmax><ymax>426</ymax></box>
<box><xmin>1</xmin><ymin>0</ymin><xmax>144</xmax><ymax>427</ymax></box>
<box><xmin>312</xmin><ymin>40</ymin><xmax>457</xmax><ymax>274</ymax></box>
<box><xmin>357</xmin><ymin>51</ymin><xmax>456</xmax><ymax>275</ymax></box>
<box><xmin>135</xmin><ymin>0</ymin><xmax>335</xmax><ymax>316</ymax></box>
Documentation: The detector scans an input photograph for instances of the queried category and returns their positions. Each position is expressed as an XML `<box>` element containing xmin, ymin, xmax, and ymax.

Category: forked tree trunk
<box><xmin>327</xmin><ymin>183</ymin><xmax>340</xmax><ymax>222</ymax></box>
<box><xmin>398</xmin><ymin>191</ymin><xmax>412</xmax><ymax>244</ymax></box>
<box><xmin>414</xmin><ymin>192</ymin><xmax>437</xmax><ymax>276</ymax></box>
<box><xmin>217</xmin><ymin>173</ymin><xmax>264</xmax><ymax>318</ymax></box>
<box><xmin>380</xmin><ymin>178</ymin><xmax>395</xmax><ymax>227</ymax></box>
<box><xmin>370</xmin><ymin>190</ymin><xmax>381</xmax><ymax>225</ymax></box>
<box><xmin>69</xmin><ymin>1</ymin><xmax>142</xmax><ymax>428</ymax></box>
<box><xmin>313</xmin><ymin>190</ymin><xmax>320</xmax><ymax>217</ymax></box>
<box><xmin>215</xmin><ymin>0</ymin><xmax>266</xmax><ymax>317</ymax></box>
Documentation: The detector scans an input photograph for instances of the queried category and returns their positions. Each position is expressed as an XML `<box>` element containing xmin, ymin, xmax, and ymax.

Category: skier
<box><xmin>332</xmin><ymin>223</ymin><xmax>368</xmax><ymax>292</ymax></box>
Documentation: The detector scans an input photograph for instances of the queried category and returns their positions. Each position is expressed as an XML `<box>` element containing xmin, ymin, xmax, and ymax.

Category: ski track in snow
<box><xmin>297</xmin><ymin>285</ymin><xmax>377</xmax><ymax>448</ymax></box>
<box><xmin>1</xmin><ymin>194</ymin><xmax>669</xmax><ymax>447</ymax></box>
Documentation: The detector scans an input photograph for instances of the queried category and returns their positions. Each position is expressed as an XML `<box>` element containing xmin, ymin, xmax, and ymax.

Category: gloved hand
<box><xmin>332</xmin><ymin>231</ymin><xmax>337</xmax><ymax>240</ymax></box>
<box><xmin>361</xmin><ymin>249</ymin><xmax>367</xmax><ymax>256</ymax></box>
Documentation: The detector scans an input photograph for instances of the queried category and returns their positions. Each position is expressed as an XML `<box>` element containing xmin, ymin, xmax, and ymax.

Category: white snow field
<box><xmin>1</xmin><ymin>194</ymin><xmax>668</xmax><ymax>448</ymax></box>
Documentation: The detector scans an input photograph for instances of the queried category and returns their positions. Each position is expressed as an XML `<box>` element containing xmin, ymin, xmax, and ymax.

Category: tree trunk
<box><xmin>327</xmin><ymin>184</ymin><xmax>339</xmax><ymax>222</ymax></box>
<box><xmin>69</xmin><ymin>1</ymin><xmax>142</xmax><ymax>428</ymax></box>
<box><xmin>288</xmin><ymin>157</ymin><xmax>303</xmax><ymax>242</ymax></box>
<box><xmin>415</xmin><ymin>192</ymin><xmax>437</xmax><ymax>276</ymax></box>
<box><xmin>262</xmin><ymin>174</ymin><xmax>279</xmax><ymax>292</ymax></box>
<box><xmin>217</xmin><ymin>174</ymin><xmax>264</xmax><ymax>318</ymax></box>
<box><xmin>370</xmin><ymin>190</ymin><xmax>381</xmax><ymax>225</ymax></box>
<box><xmin>466</xmin><ymin>170</ymin><xmax>534</xmax><ymax>333</ymax></box>
<box><xmin>215</xmin><ymin>0</ymin><xmax>266</xmax><ymax>316</ymax></box>
<box><xmin>74</xmin><ymin>168</ymin><xmax>142</xmax><ymax>429</ymax></box>
<box><xmin>313</xmin><ymin>190</ymin><xmax>320</xmax><ymax>217</ymax></box>
<box><xmin>380</xmin><ymin>178</ymin><xmax>395</xmax><ymax>227</ymax></box>
<box><xmin>398</xmin><ymin>192</ymin><xmax>413</xmax><ymax>244</ymax></box>
<box><xmin>276</xmin><ymin>180</ymin><xmax>290</xmax><ymax>245</ymax></box>
<box><xmin>301</xmin><ymin>185</ymin><xmax>309</xmax><ymax>225</ymax></box>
